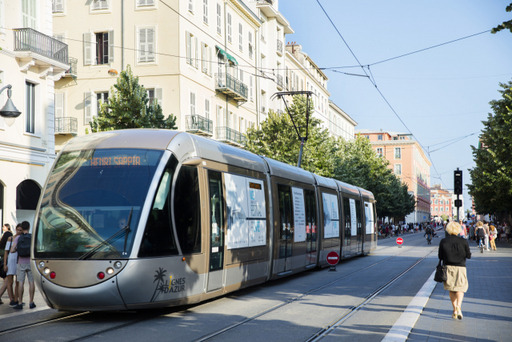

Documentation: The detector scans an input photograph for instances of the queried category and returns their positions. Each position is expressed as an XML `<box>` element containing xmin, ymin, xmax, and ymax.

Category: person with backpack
<box><xmin>11</xmin><ymin>221</ymin><xmax>35</xmax><ymax>310</ymax></box>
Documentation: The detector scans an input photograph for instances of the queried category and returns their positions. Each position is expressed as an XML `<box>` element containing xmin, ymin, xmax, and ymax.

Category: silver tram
<box><xmin>32</xmin><ymin>129</ymin><xmax>377</xmax><ymax>311</ymax></box>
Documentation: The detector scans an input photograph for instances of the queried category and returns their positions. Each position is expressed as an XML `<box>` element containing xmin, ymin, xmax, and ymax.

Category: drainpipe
<box><xmin>121</xmin><ymin>0</ymin><xmax>124</xmax><ymax>71</ymax></box>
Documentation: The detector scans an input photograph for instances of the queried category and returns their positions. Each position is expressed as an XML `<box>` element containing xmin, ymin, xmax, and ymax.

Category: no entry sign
<box><xmin>396</xmin><ymin>237</ymin><xmax>404</xmax><ymax>245</ymax></box>
<box><xmin>327</xmin><ymin>251</ymin><xmax>340</xmax><ymax>265</ymax></box>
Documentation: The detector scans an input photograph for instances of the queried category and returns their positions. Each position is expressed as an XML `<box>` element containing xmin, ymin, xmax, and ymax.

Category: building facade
<box><xmin>430</xmin><ymin>184</ymin><xmax>454</xmax><ymax>222</ymax></box>
<box><xmin>0</xmin><ymin>0</ymin><xmax>68</xmax><ymax>227</ymax></box>
<box><xmin>358</xmin><ymin>130</ymin><xmax>431</xmax><ymax>223</ymax></box>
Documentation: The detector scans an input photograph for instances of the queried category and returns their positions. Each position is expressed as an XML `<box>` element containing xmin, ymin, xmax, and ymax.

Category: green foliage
<box><xmin>244</xmin><ymin>95</ymin><xmax>338</xmax><ymax>177</ymax></box>
<box><xmin>468</xmin><ymin>80</ymin><xmax>512</xmax><ymax>220</ymax></box>
<box><xmin>90</xmin><ymin>65</ymin><xmax>177</xmax><ymax>132</ymax></box>
<box><xmin>244</xmin><ymin>96</ymin><xmax>415</xmax><ymax>220</ymax></box>
<box><xmin>491</xmin><ymin>3</ymin><xmax>512</xmax><ymax>34</ymax></box>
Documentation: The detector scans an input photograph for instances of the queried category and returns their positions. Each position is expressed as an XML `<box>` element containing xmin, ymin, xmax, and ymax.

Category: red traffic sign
<box><xmin>396</xmin><ymin>237</ymin><xmax>404</xmax><ymax>245</ymax></box>
<box><xmin>327</xmin><ymin>251</ymin><xmax>340</xmax><ymax>265</ymax></box>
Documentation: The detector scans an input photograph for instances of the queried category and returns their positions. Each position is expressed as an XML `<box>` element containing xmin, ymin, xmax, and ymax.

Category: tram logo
<box><xmin>150</xmin><ymin>267</ymin><xmax>186</xmax><ymax>302</ymax></box>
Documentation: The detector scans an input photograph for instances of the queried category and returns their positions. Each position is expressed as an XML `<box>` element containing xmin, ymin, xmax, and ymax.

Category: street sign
<box><xmin>326</xmin><ymin>251</ymin><xmax>340</xmax><ymax>265</ymax></box>
<box><xmin>396</xmin><ymin>237</ymin><xmax>404</xmax><ymax>245</ymax></box>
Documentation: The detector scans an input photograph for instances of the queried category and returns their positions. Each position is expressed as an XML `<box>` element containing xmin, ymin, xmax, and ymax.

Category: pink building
<box><xmin>357</xmin><ymin>130</ymin><xmax>431</xmax><ymax>223</ymax></box>
<box><xmin>430</xmin><ymin>185</ymin><xmax>453</xmax><ymax>221</ymax></box>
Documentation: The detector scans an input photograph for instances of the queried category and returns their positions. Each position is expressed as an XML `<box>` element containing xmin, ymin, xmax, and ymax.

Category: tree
<box><xmin>90</xmin><ymin>65</ymin><xmax>177</xmax><ymax>132</ymax></box>
<box><xmin>334</xmin><ymin>136</ymin><xmax>415</xmax><ymax>219</ymax></box>
<box><xmin>491</xmin><ymin>3</ymin><xmax>512</xmax><ymax>34</ymax></box>
<box><xmin>244</xmin><ymin>95</ymin><xmax>339</xmax><ymax>177</ymax></box>
<box><xmin>468</xmin><ymin>80</ymin><xmax>512</xmax><ymax>221</ymax></box>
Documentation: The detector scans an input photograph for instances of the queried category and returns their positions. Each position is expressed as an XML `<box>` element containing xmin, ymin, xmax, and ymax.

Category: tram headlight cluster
<box><xmin>38</xmin><ymin>260</ymin><xmax>123</xmax><ymax>281</ymax></box>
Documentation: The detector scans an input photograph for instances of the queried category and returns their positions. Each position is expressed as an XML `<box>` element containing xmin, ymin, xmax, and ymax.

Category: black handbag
<box><xmin>434</xmin><ymin>259</ymin><xmax>447</xmax><ymax>283</ymax></box>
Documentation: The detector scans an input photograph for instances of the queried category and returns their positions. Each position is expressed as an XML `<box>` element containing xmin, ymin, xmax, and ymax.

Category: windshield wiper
<box><xmin>78</xmin><ymin>208</ymin><xmax>133</xmax><ymax>260</ymax></box>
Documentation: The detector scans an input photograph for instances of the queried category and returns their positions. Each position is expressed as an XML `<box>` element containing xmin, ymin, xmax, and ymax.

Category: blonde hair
<box><xmin>476</xmin><ymin>221</ymin><xmax>483</xmax><ymax>227</ymax></box>
<box><xmin>446</xmin><ymin>221</ymin><xmax>462</xmax><ymax>236</ymax></box>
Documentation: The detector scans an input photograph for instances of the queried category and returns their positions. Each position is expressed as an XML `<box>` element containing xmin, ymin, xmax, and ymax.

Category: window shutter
<box><xmin>108</xmin><ymin>30</ymin><xmax>114</xmax><ymax>63</ymax></box>
<box><xmin>83</xmin><ymin>32</ymin><xmax>93</xmax><ymax>66</ymax></box>
<box><xmin>155</xmin><ymin>88</ymin><xmax>162</xmax><ymax>106</ymax></box>
<box><xmin>84</xmin><ymin>92</ymin><xmax>92</xmax><ymax>124</ymax></box>
<box><xmin>194</xmin><ymin>36</ymin><xmax>199</xmax><ymax>68</ymax></box>
<box><xmin>147</xmin><ymin>28</ymin><xmax>155</xmax><ymax>62</ymax></box>
<box><xmin>55</xmin><ymin>93</ymin><xmax>64</xmax><ymax>119</ymax></box>
<box><xmin>186</xmin><ymin>31</ymin><xmax>191</xmax><ymax>64</ymax></box>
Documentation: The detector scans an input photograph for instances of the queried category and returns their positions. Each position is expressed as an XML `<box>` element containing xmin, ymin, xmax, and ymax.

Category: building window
<box><xmin>376</xmin><ymin>147</ymin><xmax>383</xmax><ymax>157</ymax></box>
<box><xmin>22</xmin><ymin>0</ymin><xmax>37</xmax><ymax>29</ymax></box>
<box><xmin>238</xmin><ymin>23</ymin><xmax>243</xmax><ymax>51</ymax></box>
<box><xmin>190</xmin><ymin>92</ymin><xmax>196</xmax><ymax>115</ymax></box>
<box><xmin>227</xmin><ymin>13</ymin><xmax>232</xmax><ymax>43</ymax></box>
<box><xmin>92</xmin><ymin>0</ymin><xmax>109</xmax><ymax>10</ymax></box>
<box><xmin>96</xmin><ymin>91</ymin><xmax>108</xmax><ymax>115</ymax></box>
<box><xmin>248</xmin><ymin>31</ymin><xmax>253</xmax><ymax>59</ymax></box>
<box><xmin>25</xmin><ymin>81</ymin><xmax>36</xmax><ymax>134</ymax></box>
<box><xmin>394</xmin><ymin>164</ymin><xmax>402</xmax><ymax>176</ymax></box>
<box><xmin>378</xmin><ymin>134</ymin><xmax>383</xmax><ymax>140</ymax></box>
<box><xmin>203</xmin><ymin>0</ymin><xmax>208</xmax><ymax>24</ymax></box>
<box><xmin>216</xmin><ymin>3</ymin><xmax>221</xmax><ymax>35</ymax></box>
<box><xmin>96</xmin><ymin>32</ymin><xmax>110</xmax><ymax>64</ymax></box>
<box><xmin>146</xmin><ymin>88</ymin><xmax>162</xmax><ymax>106</ymax></box>
<box><xmin>394</xmin><ymin>147</ymin><xmax>401</xmax><ymax>159</ymax></box>
<box><xmin>52</xmin><ymin>0</ymin><xmax>65</xmax><ymax>13</ymax></box>
<box><xmin>205</xmin><ymin>99</ymin><xmax>210</xmax><ymax>119</ymax></box>
<box><xmin>186</xmin><ymin>31</ymin><xmax>198</xmax><ymax>68</ymax></box>
<box><xmin>137</xmin><ymin>27</ymin><xmax>155</xmax><ymax>63</ymax></box>
<box><xmin>188</xmin><ymin>0</ymin><xmax>193</xmax><ymax>13</ymax></box>
<box><xmin>136</xmin><ymin>0</ymin><xmax>155</xmax><ymax>7</ymax></box>
<box><xmin>201</xmin><ymin>42</ymin><xmax>211</xmax><ymax>75</ymax></box>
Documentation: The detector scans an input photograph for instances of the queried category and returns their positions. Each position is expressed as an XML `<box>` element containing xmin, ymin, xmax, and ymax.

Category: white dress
<box><xmin>5</xmin><ymin>240</ymin><xmax>18</xmax><ymax>276</ymax></box>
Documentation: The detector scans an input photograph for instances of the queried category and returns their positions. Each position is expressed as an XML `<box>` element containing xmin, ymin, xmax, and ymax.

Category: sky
<box><xmin>278</xmin><ymin>0</ymin><xmax>512</xmax><ymax>213</ymax></box>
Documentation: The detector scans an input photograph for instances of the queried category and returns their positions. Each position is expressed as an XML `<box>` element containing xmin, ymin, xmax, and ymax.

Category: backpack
<box><xmin>17</xmin><ymin>233</ymin><xmax>32</xmax><ymax>257</ymax></box>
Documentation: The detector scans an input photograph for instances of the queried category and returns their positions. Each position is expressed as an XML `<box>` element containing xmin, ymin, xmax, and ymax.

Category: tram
<box><xmin>32</xmin><ymin>129</ymin><xmax>377</xmax><ymax>311</ymax></box>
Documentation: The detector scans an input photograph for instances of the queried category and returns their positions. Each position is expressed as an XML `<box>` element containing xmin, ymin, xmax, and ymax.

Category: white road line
<box><xmin>381</xmin><ymin>269</ymin><xmax>437</xmax><ymax>342</ymax></box>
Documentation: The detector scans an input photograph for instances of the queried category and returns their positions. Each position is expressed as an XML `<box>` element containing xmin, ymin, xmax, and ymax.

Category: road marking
<box><xmin>382</xmin><ymin>269</ymin><xmax>437</xmax><ymax>342</ymax></box>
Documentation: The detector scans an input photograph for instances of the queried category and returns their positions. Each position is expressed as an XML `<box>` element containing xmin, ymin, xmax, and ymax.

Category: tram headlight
<box><xmin>106</xmin><ymin>267</ymin><xmax>115</xmax><ymax>275</ymax></box>
<box><xmin>43</xmin><ymin>267</ymin><xmax>51</xmax><ymax>275</ymax></box>
<box><xmin>113</xmin><ymin>261</ymin><xmax>122</xmax><ymax>269</ymax></box>
<box><xmin>38</xmin><ymin>261</ymin><xmax>45</xmax><ymax>268</ymax></box>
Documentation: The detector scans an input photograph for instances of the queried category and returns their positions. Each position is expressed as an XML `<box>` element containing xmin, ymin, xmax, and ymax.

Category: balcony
<box><xmin>64</xmin><ymin>57</ymin><xmax>78</xmax><ymax>78</ymax></box>
<box><xmin>215</xmin><ymin>73</ymin><xmax>248</xmax><ymax>103</ymax></box>
<box><xmin>55</xmin><ymin>117</ymin><xmax>78</xmax><ymax>135</ymax></box>
<box><xmin>216</xmin><ymin>127</ymin><xmax>246</xmax><ymax>146</ymax></box>
<box><xmin>13</xmin><ymin>28</ymin><xmax>69</xmax><ymax>76</ymax></box>
<box><xmin>185</xmin><ymin>114</ymin><xmax>213</xmax><ymax>136</ymax></box>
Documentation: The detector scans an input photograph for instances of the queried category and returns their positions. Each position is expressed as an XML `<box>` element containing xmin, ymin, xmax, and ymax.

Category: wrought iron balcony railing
<box><xmin>215</xmin><ymin>73</ymin><xmax>248</xmax><ymax>102</ymax></box>
<box><xmin>216</xmin><ymin>126</ymin><xmax>246</xmax><ymax>146</ymax></box>
<box><xmin>185</xmin><ymin>114</ymin><xmax>213</xmax><ymax>136</ymax></box>
<box><xmin>55</xmin><ymin>117</ymin><xmax>78</xmax><ymax>135</ymax></box>
<box><xmin>13</xmin><ymin>27</ymin><xmax>69</xmax><ymax>65</ymax></box>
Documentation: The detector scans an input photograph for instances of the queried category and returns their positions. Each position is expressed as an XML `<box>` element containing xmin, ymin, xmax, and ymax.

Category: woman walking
<box><xmin>439</xmin><ymin>221</ymin><xmax>471</xmax><ymax>320</ymax></box>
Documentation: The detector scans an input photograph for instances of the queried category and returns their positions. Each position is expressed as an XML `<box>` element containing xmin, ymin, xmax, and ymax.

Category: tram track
<box><xmin>193</xmin><ymin>242</ymin><xmax>435</xmax><ymax>342</ymax></box>
<box><xmin>0</xmin><ymin>236</ymin><xmax>437</xmax><ymax>342</ymax></box>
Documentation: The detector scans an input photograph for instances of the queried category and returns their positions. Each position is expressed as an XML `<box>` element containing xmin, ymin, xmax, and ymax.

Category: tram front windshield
<box><xmin>35</xmin><ymin>148</ymin><xmax>163</xmax><ymax>259</ymax></box>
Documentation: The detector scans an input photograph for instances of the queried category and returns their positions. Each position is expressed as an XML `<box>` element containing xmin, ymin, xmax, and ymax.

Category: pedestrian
<box><xmin>11</xmin><ymin>221</ymin><xmax>36</xmax><ymax>309</ymax></box>
<box><xmin>424</xmin><ymin>225</ymin><xmax>433</xmax><ymax>245</ymax></box>
<box><xmin>0</xmin><ymin>223</ymin><xmax>13</xmax><ymax>256</ymax></box>
<box><xmin>483</xmin><ymin>222</ymin><xmax>490</xmax><ymax>251</ymax></box>
<box><xmin>475</xmin><ymin>221</ymin><xmax>485</xmax><ymax>250</ymax></box>
<box><xmin>438</xmin><ymin>221</ymin><xmax>471</xmax><ymax>320</ymax></box>
<box><xmin>0</xmin><ymin>223</ymin><xmax>21</xmax><ymax>306</ymax></box>
<box><xmin>489</xmin><ymin>224</ymin><xmax>498</xmax><ymax>251</ymax></box>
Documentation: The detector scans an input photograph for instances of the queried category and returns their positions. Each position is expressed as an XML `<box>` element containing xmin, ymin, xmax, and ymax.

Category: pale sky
<box><xmin>279</xmin><ymin>0</ymin><xmax>512</xmax><ymax>213</ymax></box>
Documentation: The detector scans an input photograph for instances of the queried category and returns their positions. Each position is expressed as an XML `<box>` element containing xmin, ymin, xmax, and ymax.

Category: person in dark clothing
<box><xmin>438</xmin><ymin>221</ymin><xmax>471</xmax><ymax>320</ymax></box>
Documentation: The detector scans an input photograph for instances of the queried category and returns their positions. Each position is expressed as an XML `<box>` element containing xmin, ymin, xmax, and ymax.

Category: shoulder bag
<box><xmin>434</xmin><ymin>259</ymin><xmax>447</xmax><ymax>283</ymax></box>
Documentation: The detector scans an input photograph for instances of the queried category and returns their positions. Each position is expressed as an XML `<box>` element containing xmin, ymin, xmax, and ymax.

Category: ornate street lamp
<box><xmin>0</xmin><ymin>84</ymin><xmax>22</xmax><ymax>119</ymax></box>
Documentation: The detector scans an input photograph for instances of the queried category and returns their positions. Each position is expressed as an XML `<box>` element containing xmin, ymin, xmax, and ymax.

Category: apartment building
<box><xmin>51</xmin><ymin>0</ymin><xmax>300</xmax><ymax>150</ymax></box>
<box><xmin>430</xmin><ymin>184</ymin><xmax>454</xmax><ymax>222</ymax></box>
<box><xmin>358</xmin><ymin>130</ymin><xmax>431</xmax><ymax>223</ymax></box>
<box><xmin>328</xmin><ymin>100</ymin><xmax>357</xmax><ymax>141</ymax></box>
<box><xmin>0</xmin><ymin>0</ymin><xmax>69</xmax><ymax>226</ymax></box>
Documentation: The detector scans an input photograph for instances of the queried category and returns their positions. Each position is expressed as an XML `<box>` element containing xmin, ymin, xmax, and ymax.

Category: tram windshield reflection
<box><xmin>34</xmin><ymin>148</ymin><xmax>163</xmax><ymax>259</ymax></box>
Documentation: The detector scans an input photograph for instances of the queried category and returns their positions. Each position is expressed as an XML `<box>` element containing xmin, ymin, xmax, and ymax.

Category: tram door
<box><xmin>275</xmin><ymin>184</ymin><xmax>293</xmax><ymax>274</ymax></box>
<box><xmin>207</xmin><ymin>171</ymin><xmax>225</xmax><ymax>292</ymax></box>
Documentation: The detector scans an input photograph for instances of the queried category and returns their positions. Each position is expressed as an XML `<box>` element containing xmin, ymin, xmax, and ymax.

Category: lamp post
<box><xmin>0</xmin><ymin>85</ymin><xmax>22</xmax><ymax>124</ymax></box>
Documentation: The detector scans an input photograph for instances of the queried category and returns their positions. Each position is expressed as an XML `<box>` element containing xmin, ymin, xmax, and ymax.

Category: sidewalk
<box><xmin>409</xmin><ymin>239</ymin><xmax>512</xmax><ymax>341</ymax></box>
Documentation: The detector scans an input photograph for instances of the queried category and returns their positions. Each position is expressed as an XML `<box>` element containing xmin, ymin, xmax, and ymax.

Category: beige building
<box><xmin>357</xmin><ymin>130</ymin><xmax>431</xmax><ymax>223</ymax></box>
<box><xmin>0</xmin><ymin>0</ymin><xmax>69</xmax><ymax>226</ymax></box>
<box><xmin>51</xmin><ymin>0</ymin><xmax>300</xmax><ymax>151</ymax></box>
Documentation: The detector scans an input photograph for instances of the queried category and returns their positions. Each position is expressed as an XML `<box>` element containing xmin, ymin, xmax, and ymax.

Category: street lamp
<box><xmin>0</xmin><ymin>84</ymin><xmax>22</xmax><ymax>119</ymax></box>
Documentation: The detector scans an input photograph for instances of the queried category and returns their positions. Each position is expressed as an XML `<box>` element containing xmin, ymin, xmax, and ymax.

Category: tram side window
<box><xmin>278</xmin><ymin>184</ymin><xmax>293</xmax><ymax>258</ymax></box>
<box><xmin>139</xmin><ymin>155</ymin><xmax>179</xmax><ymax>257</ymax></box>
<box><xmin>356</xmin><ymin>199</ymin><xmax>362</xmax><ymax>239</ymax></box>
<box><xmin>343</xmin><ymin>197</ymin><xmax>351</xmax><ymax>245</ymax></box>
<box><xmin>175</xmin><ymin>165</ymin><xmax>201</xmax><ymax>254</ymax></box>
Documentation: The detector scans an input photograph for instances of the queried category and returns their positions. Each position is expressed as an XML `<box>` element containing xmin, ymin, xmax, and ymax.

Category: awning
<box><xmin>216</xmin><ymin>46</ymin><xmax>238</xmax><ymax>65</ymax></box>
